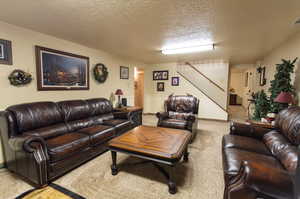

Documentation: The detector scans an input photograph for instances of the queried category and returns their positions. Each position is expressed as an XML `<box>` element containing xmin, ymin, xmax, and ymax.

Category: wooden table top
<box><xmin>108</xmin><ymin>125</ymin><xmax>191</xmax><ymax>160</ymax></box>
<box><xmin>246</xmin><ymin>120</ymin><xmax>275</xmax><ymax>129</ymax></box>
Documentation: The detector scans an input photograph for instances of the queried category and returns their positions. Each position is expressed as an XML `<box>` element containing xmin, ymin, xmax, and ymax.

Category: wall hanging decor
<box><xmin>94</xmin><ymin>63</ymin><xmax>108</xmax><ymax>83</ymax></box>
<box><xmin>8</xmin><ymin>69</ymin><xmax>32</xmax><ymax>86</ymax></box>
<box><xmin>120</xmin><ymin>66</ymin><xmax>129</xmax><ymax>79</ymax></box>
<box><xmin>171</xmin><ymin>77</ymin><xmax>179</xmax><ymax>86</ymax></box>
<box><xmin>0</xmin><ymin>39</ymin><xmax>13</xmax><ymax>65</ymax></box>
<box><xmin>257</xmin><ymin>66</ymin><xmax>266</xmax><ymax>86</ymax></box>
<box><xmin>153</xmin><ymin>70</ymin><xmax>168</xmax><ymax>80</ymax></box>
<box><xmin>157</xmin><ymin>82</ymin><xmax>165</xmax><ymax>92</ymax></box>
<box><xmin>35</xmin><ymin>46</ymin><xmax>89</xmax><ymax>90</ymax></box>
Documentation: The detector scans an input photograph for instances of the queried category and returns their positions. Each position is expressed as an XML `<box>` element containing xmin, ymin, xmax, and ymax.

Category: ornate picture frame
<box><xmin>35</xmin><ymin>46</ymin><xmax>89</xmax><ymax>91</ymax></box>
<box><xmin>120</xmin><ymin>66</ymin><xmax>129</xmax><ymax>79</ymax></box>
<box><xmin>0</xmin><ymin>39</ymin><xmax>12</xmax><ymax>65</ymax></box>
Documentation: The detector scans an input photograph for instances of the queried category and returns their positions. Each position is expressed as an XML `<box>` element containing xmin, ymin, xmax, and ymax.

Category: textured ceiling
<box><xmin>0</xmin><ymin>0</ymin><xmax>300</xmax><ymax>64</ymax></box>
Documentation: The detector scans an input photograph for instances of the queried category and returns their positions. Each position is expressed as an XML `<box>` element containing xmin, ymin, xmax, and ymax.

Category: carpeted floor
<box><xmin>0</xmin><ymin>115</ymin><xmax>229</xmax><ymax>199</ymax></box>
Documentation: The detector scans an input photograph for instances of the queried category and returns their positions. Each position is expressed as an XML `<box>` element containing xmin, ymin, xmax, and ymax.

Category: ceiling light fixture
<box><xmin>161</xmin><ymin>44</ymin><xmax>214</xmax><ymax>55</ymax></box>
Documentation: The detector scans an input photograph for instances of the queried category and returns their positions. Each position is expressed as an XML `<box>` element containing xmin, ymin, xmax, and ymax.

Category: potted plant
<box><xmin>268</xmin><ymin>58</ymin><xmax>298</xmax><ymax>114</ymax></box>
<box><xmin>252</xmin><ymin>90</ymin><xmax>270</xmax><ymax>121</ymax></box>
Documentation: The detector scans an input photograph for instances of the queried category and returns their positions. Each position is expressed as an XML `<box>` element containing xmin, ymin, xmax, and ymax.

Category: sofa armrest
<box><xmin>8</xmin><ymin>135</ymin><xmax>49</xmax><ymax>187</ymax></box>
<box><xmin>230</xmin><ymin>121</ymin><xmax>271</xmax><ymax>140</ymax></box>
<box><xmin>156</xmin><ymin>112</ymin><xmax>169</xmax><ymax>120</ymax></box>
<box><xmin>9</xmin><ymin>135</ymin><xmax>48</xmax><ymax>153</ymax></box>
<box><xmin>187</xmin><ymin>115</ymin><xmax>196</xmax><ymax>122</ymax></box>
<box><xmin>228</xmin><ymin>161</ymin><xmax>293</xmax><ymax>199</ymax></box>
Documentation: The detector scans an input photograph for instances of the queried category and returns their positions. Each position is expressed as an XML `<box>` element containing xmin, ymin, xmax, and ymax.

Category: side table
<box><xmin>114</xmin><ymin>106</ymin><xmax>143</xmax><ymax>128</ymax></box>
<box><xmin>246</xmin><ymin>120</ymin><xmax>275</xmax><ymax>130</ymax></box>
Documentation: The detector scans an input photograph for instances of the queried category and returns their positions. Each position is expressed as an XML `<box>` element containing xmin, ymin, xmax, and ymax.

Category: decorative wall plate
<box><xmin>8</xmin><ymin>69</ymin><xmax>32</xmax><ymax>86</ymax></box>
<box><xmin>94</xmin><ymin>63</ymin><xmax>108</xmax><ymax>83</ymax></box>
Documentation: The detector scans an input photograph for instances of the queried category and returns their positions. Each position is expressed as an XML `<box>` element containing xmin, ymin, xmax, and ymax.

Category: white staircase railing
<box><xmin>177</xmin><ymin>62</ymin><xmax>227</xmax><ymax>111</ymax></box>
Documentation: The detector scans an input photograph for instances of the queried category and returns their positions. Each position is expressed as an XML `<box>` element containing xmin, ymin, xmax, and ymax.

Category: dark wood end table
<box><xmin>114</xmin><ymin>106</ymin><xmax>143</xmax><ymax>128</ymax></box>
<box><xmin>108</xmin><ymin>125</ymin><xmax>191</xmax><ymax>194</ymax></box>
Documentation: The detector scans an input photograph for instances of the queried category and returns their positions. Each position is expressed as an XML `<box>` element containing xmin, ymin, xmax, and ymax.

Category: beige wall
<box><xmin>144</xmin><ymin>62</ymin><xmax>229</xmax><ymax>120</ymax></box>
<box><xmin>0</xmin><ymin>21</ymin><xmax>146</xmax><ymax>165</ymax></box>
<box><xmin>230</xmin><ymin>72</ymin><xmax>244</xmax><ymax>104</ymax></box>
<box><xmin>258</xmin><ymin>31</ymin><xmax>300</xmax><ymax>103</ymax></box>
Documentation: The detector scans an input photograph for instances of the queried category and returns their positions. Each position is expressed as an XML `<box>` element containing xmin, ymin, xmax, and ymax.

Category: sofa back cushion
<box><xmin>86</xmin><ymin>98</ymin><xmax>113</xmax><ymax>116</ymax></box>
<box><xmin>168</xmin><ymin>111</ymin><xmax>192</xmax><ymax>120</ymax></box>
<box><xmin>6</xmin><ymin>102</ymin><xmax>63</xmax><ymax>134</ymax></box>
<box><xmin>263</xmin><ymin>131</ymin><xmax>298</xmax><ymax>173</ymax></box>
<box><xmin>275</xmin><ymin>106</ymin><xmax>300</xmax><ymax>145</ymax></box>
<box><xmin>165</xmin><ymin>94</ymin><xmax>199</xmax><ymax>114</ymax></box>
<box><xmin>58</xmin><ymin>100</ymin><xmax>91</xmax><ymax>122</ymax></box>
<box><xmin>24</xmin><ymin>123</ymin><xmax>68</xmax><ymax>139</ymax></box>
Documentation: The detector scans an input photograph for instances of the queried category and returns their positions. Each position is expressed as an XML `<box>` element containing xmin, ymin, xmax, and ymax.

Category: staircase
<box><xmin>177</xmin><ymin>62</ymin><xmax>228</xmax><ymax>112</ymax></box>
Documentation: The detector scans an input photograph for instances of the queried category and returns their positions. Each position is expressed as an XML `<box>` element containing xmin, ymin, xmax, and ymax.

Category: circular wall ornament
<box><xmin>8</xmin><ymin>69</ymin><xmax>32</xmax><ymax>86</ymax></box>
<box><xmin>93</xmin><ymin>63</ymin><xmax>108</xmax><ymax>83</ymax></box>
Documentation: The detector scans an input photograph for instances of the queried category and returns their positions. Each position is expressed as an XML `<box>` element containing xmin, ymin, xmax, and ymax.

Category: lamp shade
<box><xmin>115</xmin><ymin>89</ymin><xmax>123</xmax><ymax>95</ymax></box>
<box><xmin>274</xmin><ymin>92</ymin><xmax>293</xmax><ymax>104</ymax></box>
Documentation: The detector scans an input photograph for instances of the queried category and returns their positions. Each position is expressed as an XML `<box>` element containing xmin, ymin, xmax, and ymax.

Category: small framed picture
<box><xmin>157</xmin><ymin>82</ymin><xmax>164</xmax><ymax>92</ymax></box>
<box><xmin>0</xmin><ymin>39</ymin><xmax>12</xmax><ymax>65</ymax></box>
<box><xmin>120</xmin><ymin>66</ymin><xmax>129</xmax><ymax>79</ymax></box>
<box><xmin>171</xmin><ymin>77</ymin><xmax>179</xmax><ymax>86</ymax></box>
<box><xmin>153</xmin><ymin>70</ymin><xmax>168</xmax><ymax>80</ymax></box>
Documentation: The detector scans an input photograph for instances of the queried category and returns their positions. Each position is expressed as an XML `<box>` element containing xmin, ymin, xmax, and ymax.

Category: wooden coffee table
<box><xmin>108</xmin><ymin>125</ymin><xmax>191</xmax><ymax>194</ymax></box>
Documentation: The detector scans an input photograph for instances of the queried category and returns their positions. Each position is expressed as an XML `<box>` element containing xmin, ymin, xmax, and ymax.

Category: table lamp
<box><xmin>115</xmin><ymin>89</ymin><xmax>124</xmax><ymax>108</ymax></box>
<box><xmin>274</xmin><ymin>91</ymin><xmax>293</xmax><ymax>109</ymax></box>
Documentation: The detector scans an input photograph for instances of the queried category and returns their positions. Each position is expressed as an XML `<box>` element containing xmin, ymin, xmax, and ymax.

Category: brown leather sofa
<box><xmin>0</xmin><ymin>98</ymin><xmax>136</xmax><ymax>187</ymax></box>
<box><xmin>156</xmin><ymin>94</ymin><xmax>199</xmax><ymax>141</ymax></box>
<box><xmin>222</xmin><ymin>107</ymin><xmax>300</xmax><ymax>199</ymax></box>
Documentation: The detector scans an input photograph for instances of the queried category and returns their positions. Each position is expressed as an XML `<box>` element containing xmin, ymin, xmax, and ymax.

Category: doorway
<box><xmin>134</xmin><ymin>67</ymin><xmax>144</xmax><ymax>108</ymax></box>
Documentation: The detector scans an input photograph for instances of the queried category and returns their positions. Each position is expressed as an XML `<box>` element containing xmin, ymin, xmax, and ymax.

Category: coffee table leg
<box><xmin>168</xmin><ymin>166</ymin><xmax>177</xmax><ymax>194</ymax></box>
<box><xmin>183</xmin><ymin>148</ymin><xmax>189</xmax><ymax>162</ymax></box>
<box><xmin>111</xmin><ymin>151</ymin><xmax>118</xmax><ymax>175</ymax></box>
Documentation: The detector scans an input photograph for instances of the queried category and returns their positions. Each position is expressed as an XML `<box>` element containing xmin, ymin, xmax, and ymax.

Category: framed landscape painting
<box><xmin>35</xmin><ymin>46</ymin><xmax>89</xmax><ymax>90</ymax></box>
<box><xmin>0</xmin><ymin>39</ymin><xmax>12</xmax><ymax>65</ymax></box>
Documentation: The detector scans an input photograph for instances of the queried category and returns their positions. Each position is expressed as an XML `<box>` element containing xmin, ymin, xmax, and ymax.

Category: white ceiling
<box><xmin>0</xmin><ymin>0</ymin><xmax>300</xmax><ymax>64</ymax></box>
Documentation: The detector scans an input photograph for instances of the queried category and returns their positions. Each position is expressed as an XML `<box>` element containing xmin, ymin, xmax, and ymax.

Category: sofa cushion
<box><xmin>86</xmin><ymin>98</ymin><xmax>113</xmax><ymax>116</ymax></box>
<box><xmin>6</xmin><ymin>102</ymin><xmax>63</xmax><ymax>133</ymax></box>
<box><xmin>275</xmin><ymin>106</ymin><xmax>300</xmax><ymax>145</ymax></box>
<box><xmin>77</xmin><ymin>125</ymin><xmax>115</xmax><ymax>145</ymax></box>
<box><xmin>222</xmin><ymin>148</ymin><xmax>284</xmax><ymax>184</ymax></box>
<box><xmin>46</xmin><ymin>133</ymin><xmax>90</xmax><ymax>162</ymax></box>
<box><xmin>58</xmin><ymin>100</ymin><xmax>91</xmax><ymax>122</ymax></box>
<box><xmin>222</xmin><ymin>135</ymin><xmax>271</xmax><ymax>155</ymax></box>
<box><xmin>159</xmin><ymin>119</ymin><xmax>187</xmax><ymax>130</ymax></box>
<box><xmin>24</xmin><ymin>123</ymin><xmax>68</xmax><ymax>139</ymax></box>
<box><xmin>263</xmin><ymin>131</ymin><xmax>298</xmax><ymax>172</ymax></box>
<box><xmin>102</xmin><ymin>119</ymin><xmax>132</xmax><ymax>133</ymax></box>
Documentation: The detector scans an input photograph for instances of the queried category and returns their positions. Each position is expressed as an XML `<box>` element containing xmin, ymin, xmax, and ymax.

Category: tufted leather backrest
<box><xmin>165</xmin><ymin>94</ymin><xmax>199</xmax><ymax>114</ymax></box>
<box><xmin>6</xmin><ymin>102</ymin><xmax>63</xmax><ymax>134</ymax></box>
<box><xmin>57</xmin><ymin>100</ymin><xmax>91</xmax><ymax>122</ymax></box>
<box><xmin>86</xmin><ymin>98</ymin><xmax>113</xmax><ymax>116</ymax></box>
<box><xmin>275</xmin><ymin>106</ymin><xmax>300</xmax><ymax>145</ymax></box>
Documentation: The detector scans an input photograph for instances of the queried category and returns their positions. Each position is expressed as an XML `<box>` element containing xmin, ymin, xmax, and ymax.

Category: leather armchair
<box><xmin>222</xmin><ymin>107</ymin><xmax>300</xmax><ymax>199</ymax></box>
<box><xmin>156</xmin><ymin>94</ymin><xmax>199</xmax><ymax>141</ymax></box>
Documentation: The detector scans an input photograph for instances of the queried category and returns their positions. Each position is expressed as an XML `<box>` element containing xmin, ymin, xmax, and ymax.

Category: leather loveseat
<box><xmin>0</xmin><ymin>98</ymin><xmax>135</xmax><ymax>187</ymax></box>
<box><xmin>222</xmin><ymin>107</ymin><xmax>300</xmax><ymax>199</ymax></box>
<box><xmin>156</xmin><ymin>94</ymin><xmax>199</xmax><ymax>141</ymax></box>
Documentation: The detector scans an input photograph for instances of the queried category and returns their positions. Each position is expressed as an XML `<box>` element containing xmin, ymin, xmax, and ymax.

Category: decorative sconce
<box><xmin>257</xmin><ymin>66</ymin><xmax>266</xmax><ymax>86</ymax></box>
